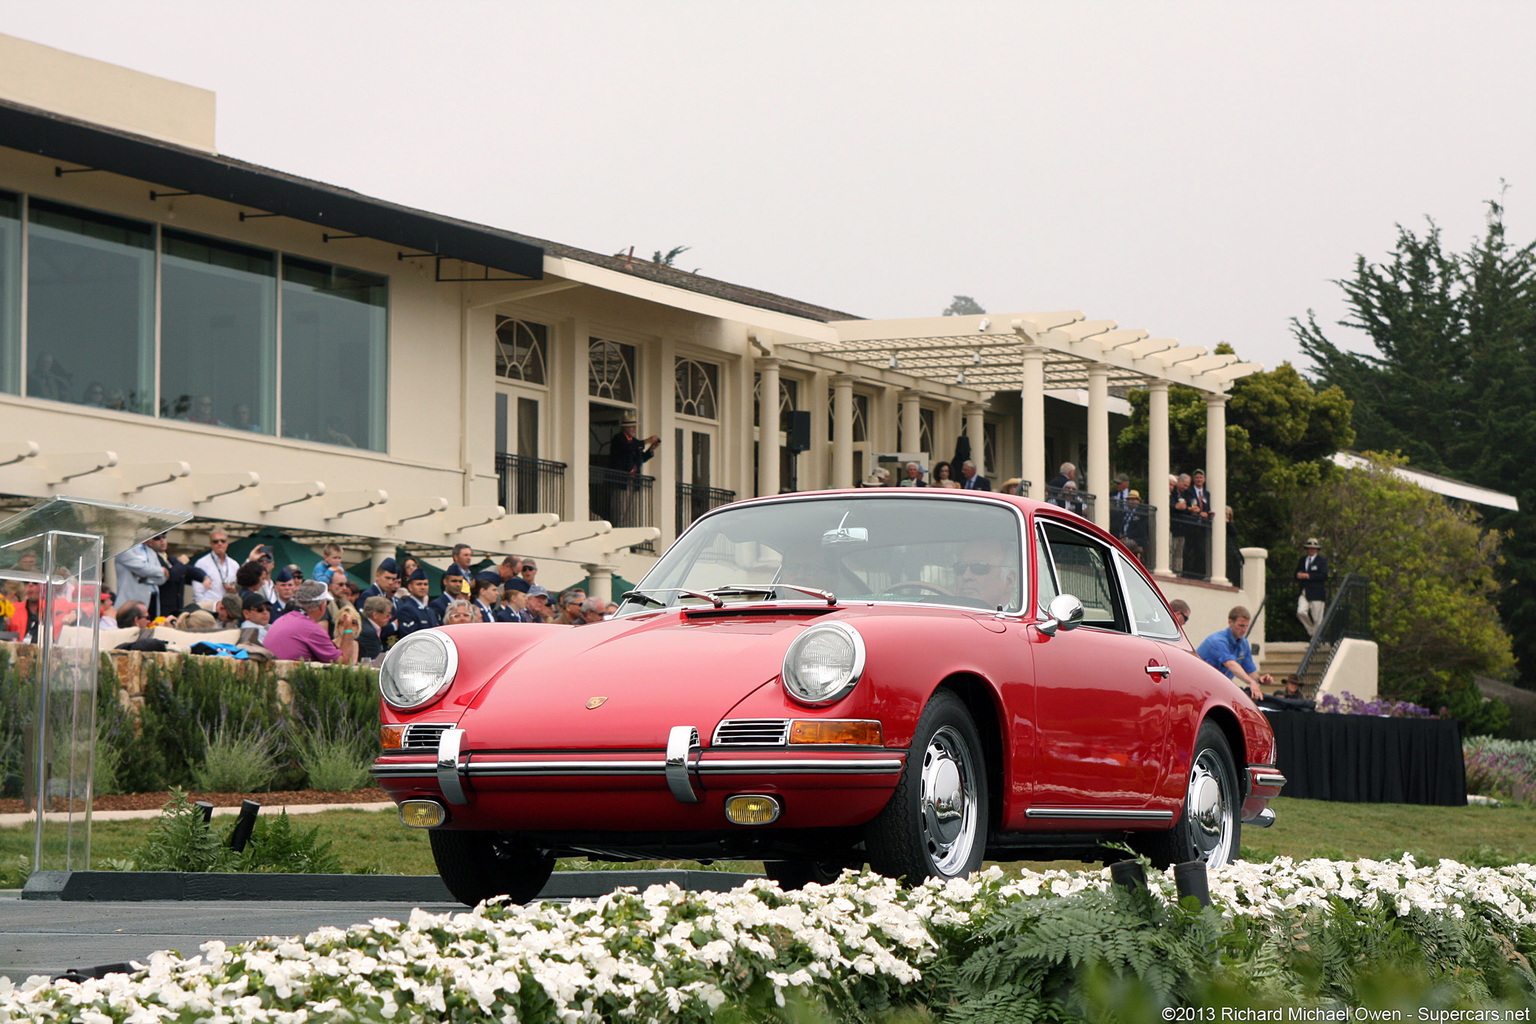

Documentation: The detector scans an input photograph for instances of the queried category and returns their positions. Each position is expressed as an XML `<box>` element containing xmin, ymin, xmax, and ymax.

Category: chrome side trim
<box><xmin>1024</xmin><ymin>808</ymin><xmax>1176</xmax><ymax>821</ymax></box>
<box><xmin>666</xmin><ymin>726</ymin><xmax>701</xmax><ymax>804</ymax></box>
<box><xmin>437</xmin><ymin>727</ymin><xmax>468</xmax><ymax>805</ymax></box>
<box><xmin>369</xmin><ymin>754</ymin><xmax>907</xmax><ymax>781</ymax></box>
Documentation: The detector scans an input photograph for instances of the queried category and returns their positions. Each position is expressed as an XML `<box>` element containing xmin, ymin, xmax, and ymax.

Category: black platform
<box><xmin>1265</xmin><ymin>709</ymin><xmax>1466</xmax><ymax>805</ymax></box>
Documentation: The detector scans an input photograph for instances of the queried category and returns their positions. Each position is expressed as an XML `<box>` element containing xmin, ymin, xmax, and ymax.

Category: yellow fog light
<box><xmin>381</xmin><ymin>725</ymin><xmax>404</xmax><ymax>750</ymax></box>
<box><xmin>725</xmin><ymin>794</ymin><xmax>781</xmax><ymax>825</ymax></box>
<box><xmin>400</xmin><ymin>799</ymin><xmax>447</xmax><ymax>828</ymax></box>
<box><xmin>789</xmin><ymin>719</ymin><xmax>883</xmax><ymax>746</ymax></box>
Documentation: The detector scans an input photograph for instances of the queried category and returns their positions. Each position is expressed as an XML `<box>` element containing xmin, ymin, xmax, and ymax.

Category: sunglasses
<box><xmin>954</xmin><ymin>561</ymin><xmax>1002</xmax><ymax>576</ymax></box>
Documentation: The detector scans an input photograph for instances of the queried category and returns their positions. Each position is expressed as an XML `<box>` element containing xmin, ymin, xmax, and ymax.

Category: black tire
<box><xmin>1141</xmin><ymin>720</ymin><xmax>1241</xmax><ymax>869</ymax></box>
<box><xmin>429</xmin><ymin>830</ymin><xmax>556</xmax><ymax>907</ymax></box>
<box><xmin>763</xmin><ymin>859</ymin><xmax>845</xmax><ymax>890</ymax></box>
<box><xmin>865</xmin><ymin>689</ymin><xmax>988</xmax><ymax>883</ymax></box>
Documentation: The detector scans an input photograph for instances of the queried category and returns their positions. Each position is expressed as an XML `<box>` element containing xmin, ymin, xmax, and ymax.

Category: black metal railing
<box><xmin>1295</xmin><ymin>573</ymin><xmax>1371</xmax><ymax>682</ymax></box>
<box><xmin>590</xmin><ymin>466</ymin><xmax>656</xmax><ymax>531</ymax></box>
<box><xmin>496</xmin><ymin>454</ymin><xmax>567</xmax><ymax>519</ymax></box>
<box><xmin>1044</xmin><ymin>485</ymin><xmax>1096</xmax><ymax>521</ymax></box>
<box><xmin>677</xmin><ymin>483</ymin><xmax>735</xmax><ymax>535</ymax></box>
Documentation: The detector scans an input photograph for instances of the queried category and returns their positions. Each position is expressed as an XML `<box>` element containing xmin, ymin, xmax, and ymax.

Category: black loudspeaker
<box><xmin>787</xmin><ymin>410</ymin><xmax>812</xmax><ymax>453</ymax></box>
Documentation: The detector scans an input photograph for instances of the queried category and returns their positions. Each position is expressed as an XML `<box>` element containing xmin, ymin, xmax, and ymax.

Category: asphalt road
<box><xmin>0</xmin><ymin>893</ymin><xmax>467</xmax><ymax>983</ymax></box>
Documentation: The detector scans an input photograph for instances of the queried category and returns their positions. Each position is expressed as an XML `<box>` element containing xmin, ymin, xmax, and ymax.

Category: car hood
<box><xmin>459</xmin><ymin>610</ymin><xmax>811</xmax><ymax>751</ymax></box>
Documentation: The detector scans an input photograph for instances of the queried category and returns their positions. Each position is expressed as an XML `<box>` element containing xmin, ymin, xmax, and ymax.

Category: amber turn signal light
<box><xmin>725</xmin><ymin>794</ymin><xmax>781</xmax><ymax>825</ymax></box>
<box><xmin>381</xmin><ymin>725</ymin><xmax>404</xmax><ymax>750</ymax></box>
<box><xmin>399</xmin><ymin>799</ymin><xmax>446</xmax><ymax>828</ymax></box>
<box><xmin>788</xmin><ymin>720</ymin><xmax>883</xmax><ymax>746</ymax></box>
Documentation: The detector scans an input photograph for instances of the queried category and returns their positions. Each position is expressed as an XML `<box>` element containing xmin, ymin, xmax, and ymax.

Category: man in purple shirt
<box><xmin>263</xmin><ymin>580</ymin><xmax>341</xmax><ymax>663</ymax></box>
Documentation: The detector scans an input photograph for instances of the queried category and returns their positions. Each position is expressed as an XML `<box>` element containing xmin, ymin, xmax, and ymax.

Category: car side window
<box><xmin>1040</xmin><ymin>521</ymin><xmax>1129</xmax><ymax>632</ymax></box>
<box><xmin>1116</xmin><ymin>551</ymin><xmax>1181</xmax><ymax>639</ymax></box>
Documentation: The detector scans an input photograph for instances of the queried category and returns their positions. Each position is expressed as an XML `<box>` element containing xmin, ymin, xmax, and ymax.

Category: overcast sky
<box><xmin>5</xmin><ymin>1</ymin><xmax>1532</xmax><ymax>375</ymax></box>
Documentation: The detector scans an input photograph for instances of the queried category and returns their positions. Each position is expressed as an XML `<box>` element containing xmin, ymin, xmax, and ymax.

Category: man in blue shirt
<box><xmin>1195</xmin><ymin>605</ymin><xmax>1272</xmax><ymax>702</ymax></box>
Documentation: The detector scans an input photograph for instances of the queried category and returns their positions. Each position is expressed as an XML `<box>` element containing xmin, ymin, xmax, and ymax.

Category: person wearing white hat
<box><xmin>1295</xmin><ymin>538</ymin><xmax>1329</xmax><ymax>636</ymax></box>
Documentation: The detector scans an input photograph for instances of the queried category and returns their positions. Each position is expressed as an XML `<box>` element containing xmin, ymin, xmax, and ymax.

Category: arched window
<box><xmin>589</xmin><ymin>338</ymin><xmax>636</xmax><ymax>403</ymax></box>
<box><xmin>674</xmin><ymin>357</ymin><xmax>719</xmax><ymax>419</ymax></box>
<box><xmin>495</xmin><ymin>317</ymin><xmax>547</xmax><ymax>384</ymax></box>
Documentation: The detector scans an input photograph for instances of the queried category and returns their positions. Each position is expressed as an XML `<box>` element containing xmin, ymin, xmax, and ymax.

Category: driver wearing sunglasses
<box><xmin>954</xmin><ymin>538</ymin><xmax>1019</xmax><ymax>611</ymax></box>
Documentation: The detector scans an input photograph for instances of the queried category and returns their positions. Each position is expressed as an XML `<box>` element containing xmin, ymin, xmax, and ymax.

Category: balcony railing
<box><xmin>1111</xmin><ymin>503</ymin><xmax>1157</xmax><ymax>571</ymax></box>
<box><xmin>1044</xmin><ymin>485</ymin><xmax>1096</xmax><ymax>522</ymax></box>
<box><xmin>496</xmin><ymin>453</ymin><xmax>567</xmax><ymax>519</ymax></box>
<box><xmin>590</xmin><ymin>466</ymin><xmax>656</xmax><ymax>531</ymax></box>
<box><xmin>677</xmin><ymin>482</ymin><xmax>736</xmax><ymax>535</ymax></box>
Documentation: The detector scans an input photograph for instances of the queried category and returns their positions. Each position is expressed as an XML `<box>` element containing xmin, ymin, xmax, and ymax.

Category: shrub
<box><xmin>292</xmin><ymin>719</ymin><xmax>374</xmax><ymax>792</ymax></box>
<box><xmin>133</xmin><ymin>658</ymin><xmax>289</xmax><ymax>790</ymax></box>
<box><xmin>1463</xmin><ymin>736</ymin><xmax>1536</xmax><ymax>800</ymax></box>
<box><xmin>126</xmin><ymin>789</ymin><xmax>342</xmax><ymax>874</ymax></box>
<box><xmin>1318</xmin><ymin>691</ymin><xmax>1437</xmax><ymax>717</ymax></box>
<box><xmin>131</xmin><ymin>789</ymin><xmax>225</xmax><ymax>872</ymax></box>
<box><xmin>190</xmin><ymin>719</ymin><xmax>280</xmax><ymax>794</ymax></box>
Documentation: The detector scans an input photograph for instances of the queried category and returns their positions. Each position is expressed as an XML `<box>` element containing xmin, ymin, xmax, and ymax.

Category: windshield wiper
<box><xmin>715</xmin><ymin>583</ymin><xmax>837</xmax><ymax>607</ymax></box>
<box><xmin>620</xmin><ymin>587</ymin><xmax>724</xmax><ymax>609</ymax></box>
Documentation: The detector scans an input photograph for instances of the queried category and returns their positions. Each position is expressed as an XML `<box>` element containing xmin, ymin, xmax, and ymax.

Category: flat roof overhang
<box><xmin>0</xmin><ymin>99</ymin><xmax>544</xmax><ymax>280</ymax></box>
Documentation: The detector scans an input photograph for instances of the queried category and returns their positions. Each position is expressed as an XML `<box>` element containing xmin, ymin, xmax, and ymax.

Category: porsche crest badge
<box><xmin>585</xmin><ymin>696</ymin><xmax>609</xmax><ymax>710</ymax></box>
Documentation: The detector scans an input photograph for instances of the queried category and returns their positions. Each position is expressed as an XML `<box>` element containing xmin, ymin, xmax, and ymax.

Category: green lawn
<box><xmin>5</xmin><ymin>796</ymin><xmax>1536</xmax><ymax>879</ymax></box>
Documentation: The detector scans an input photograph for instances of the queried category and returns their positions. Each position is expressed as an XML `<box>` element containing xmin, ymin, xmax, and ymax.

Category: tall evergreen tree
<box><xmin>1295</xmin><ymin>199</ymin><xmax>1536</xmax><ymax>688</ymax></box>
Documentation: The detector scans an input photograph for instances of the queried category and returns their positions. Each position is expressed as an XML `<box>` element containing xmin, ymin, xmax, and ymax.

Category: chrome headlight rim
<box><xmin>781</xmin><ymin>621</ymin><xmax>866</xmax><ymax>707</ymax></box>
<box><xmin>379</xmin><ymin>630</ymin><xmax>460</xmax><ymax>711</ymax></box>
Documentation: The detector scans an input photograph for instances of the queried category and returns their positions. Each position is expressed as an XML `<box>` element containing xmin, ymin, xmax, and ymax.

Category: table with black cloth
<box><xmin>1264</xmin><ymin>710</ymin><xmax>1466</xmax><ymax>805</ymax></box>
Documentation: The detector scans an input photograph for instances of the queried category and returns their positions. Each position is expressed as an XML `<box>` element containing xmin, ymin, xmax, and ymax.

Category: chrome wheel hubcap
<box><xmin>1187</xmin><ymin>750</ymin><xmax>1233</xmax><ymax>865</ymax></box>
<box><xmin>919</xmin><ymin>725</ymin><xmax>978</xmax><ymax>875</ymax></box>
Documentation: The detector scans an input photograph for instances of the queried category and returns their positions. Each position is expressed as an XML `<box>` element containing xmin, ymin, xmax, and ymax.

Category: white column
<box><xmin>654</xmin><ymin>335</ymin><xmax>678</xmax><ymax>547</ymax></box>
<box><xmin>582</xmin><ymin>562</ymin><xmax>616</xmax><ymax>605</ymax></box>
<box><xmin>1206</xmin><ymin>392</ymin><xmax>1230</xmax><ymax>586</ymax></box>
<box><xmin>808</xmin><ymin>370</ymin><xmax>831</xmax><ymax>490</ymax></box>
<box><xmin>370</xmin><ymin>539</ymin><xmax>396</xmax><ymax>582</ymax></box>
<box><xmin>963</xmin><ymin>403</ymin><xmax>988</xmax><ymax>482</ymax></box>
<box><xmin>1087</xmin><ymin>363</ymin><xmax>1110</xmax><ymax>530</ymax></box>
<box><xmin>899</xmin><ymin>390</ymin><xmax>922</xmax><ymax>458</ymax></box>
<box><xmin>1020</xmin><ymin>344</ymin><xmax>1046</xmax><ymax>499</ymax></box>
<box><xmin>831</xmin><ymin>374</ymin><xmax>855</xmax><ymax>488</ymax></box>
<box><xmin>1148</xmin><ymin>381</ymin><xmax>1171</xmax><ymax>576</ymax></box>
<box><xmin>1241</xmin><ymin>546</ymin><xmax>1269</xmax><ymax>652</ymax></box>
<box><xmin>756</xmin><ymin>357</ymin><xmax>781</xmax><ymax>497</ymax></box>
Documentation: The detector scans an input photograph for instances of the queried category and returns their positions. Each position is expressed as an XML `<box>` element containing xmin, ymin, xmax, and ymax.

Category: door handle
<box><xmin>1145</xmin><ymin>663</ymin><xmax>1171</xmax><ymax>678</ymax></box>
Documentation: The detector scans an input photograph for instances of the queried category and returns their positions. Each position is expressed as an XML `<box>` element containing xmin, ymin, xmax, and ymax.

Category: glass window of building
<box><xmin>160</xmin><ymin>229</ymin><xmax>276</xmax><ymax>433</ymax></box>
<box><xmin>675</xmin><ymin>357</ymin><xmax>718</xmax><ymax>419</ymax></box>
<box><xmin>281</xmin><ymin>256</ymin><xmax>388</xmax><ymax>451</ymax></box>
<box><xmin>27</xmin><ymin>199</ymin><xmax>154</xmax><ymax>412</ymax></box>
<box><xmin>589</xmin><ymin>338</ymin><xmax>636</xmax><ymax>403</ymax></box>
<box><xmin>0</xmin><ymin>190</ymin><xmax>18</xmax><ymax>395</ymax></box>
<box><xmin>495</xmin><ymin>316</ymin><xmax>548</xmax><ymax>383</ymax></box>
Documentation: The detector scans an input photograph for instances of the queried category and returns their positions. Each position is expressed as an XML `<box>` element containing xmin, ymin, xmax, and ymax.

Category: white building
<box><xmin>0</xmin><ymin>34</ymin><xmax>1263</xmax><ymax>615</ymax></box>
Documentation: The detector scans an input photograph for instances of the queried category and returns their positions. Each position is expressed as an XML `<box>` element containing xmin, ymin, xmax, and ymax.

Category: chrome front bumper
<box><xmin>372</xmin><ymin>725</ymin><xmax>906</xmax><ymax>806</ymax></box>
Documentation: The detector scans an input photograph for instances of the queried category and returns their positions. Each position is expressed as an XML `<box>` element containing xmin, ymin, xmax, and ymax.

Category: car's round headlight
<box><xmin>782</xmin><ymin>622</ymin><xmax>866</xmax><ymax>706</ymax></box>
<box><xmin>379</xmin><ymin>631</ymin><xmax>459</xmax><ymax>710</ymax></box>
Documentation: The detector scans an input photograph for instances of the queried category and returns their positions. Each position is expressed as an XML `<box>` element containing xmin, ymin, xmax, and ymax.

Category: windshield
<box><xmin>622</xmin><ymin>495</ymin><xmax>1025</xmax><ymax>613</ymax></box>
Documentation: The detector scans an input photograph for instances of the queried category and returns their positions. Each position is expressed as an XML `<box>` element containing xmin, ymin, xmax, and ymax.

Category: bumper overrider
<box><xmin>372</xmin><ymin>725</ymin><xmax>906</xmax><ymax>810</ymax></box>
<box><xmin>1243</xmin><ymin>764</ymin><xmax>1286</xmax><ymax>827</ymax></box>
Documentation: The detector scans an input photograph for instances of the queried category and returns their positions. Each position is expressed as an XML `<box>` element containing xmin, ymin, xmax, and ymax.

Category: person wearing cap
<box><xmin>1295</xmin><ymin>537</ymin><xmax>1329</xmax><ymax>636</ymax></box>
<box><xmin>526</xmin><ymin>584</ymin><xmax>553</xmax><ymax>622</ymax></box>
<box><xmin>430</xmin><ymin>565</ymin><xmax>469</xmax><ymax>621</ymax></box>
<box><xmin>1119</xmin><ymin>489</ymin><xmax>1149</xmax><ymax>559</ymax></box>
<box><xmin>269</xmin><ymin>568</ymin><xmax>300</xmax><ymax>620</ymax></box>
<box><xmin>263</xmin><ymin>580</ymin><xmax>342</xmax><ymax>663</ymax></box>
<box><xmin>499</xmin><ymin>576</ymin><xmax>537</xmax><ymax>622</ymax></box>
<box><xmin>239</xmin><ymin>592</ymin><xmax>271</xmax><ymax>644</ymax></box>
<box><xmin>471</xmin><ymin>571</ymin><xmax>502</xmax><ymax>622</ymax></box>
<box><xmin>393</xmin><ymin>567</ymin><xmax>441</xmax><ymax>638</ymax></box>
<box><xmin>861</xmin><ymin>468</ymin><xmax>890</xmax><ymax>488</ymax></box>
<box><xmin>609</xmin><ymin>411</ymin><xmax>660</xmax><ymax>474</ymax></box>
<box><xmin>360</xmin><ymin>557</ymin><xmax>400</xmax><ymax>602</ymax></box>
<box><xmin>519</xmin><ymin>559</ymin><xmax>538</xmax><ymax>584</ymax></box>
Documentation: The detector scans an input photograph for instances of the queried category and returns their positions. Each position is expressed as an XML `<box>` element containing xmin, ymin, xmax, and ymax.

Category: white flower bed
<box><xmin>2</xmin><ymin>857</ymin><xmax>1533</xmax><ymax>1023</ymax></box>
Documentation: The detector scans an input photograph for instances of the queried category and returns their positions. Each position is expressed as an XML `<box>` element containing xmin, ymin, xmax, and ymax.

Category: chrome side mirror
<box><xmin>1036</xmin><ymin>593</ymin><xmax>1085</xmax><ymax>636</ymax></box>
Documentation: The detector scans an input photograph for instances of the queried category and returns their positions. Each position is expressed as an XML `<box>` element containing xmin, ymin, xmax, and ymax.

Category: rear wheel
<box><xmin>429</xmin><ymin>830</ymin><xmax>556</xmax><ymax>906</ymax></box>
<box><xmin>865</xmin><ymin>689</ymin><xmax>987</xmax><ymax>883</ymax></box>
<box><xmin>1141</xmin><ymin>721</ymin><xmax>1241</xmax><ymax>868</ymax></box>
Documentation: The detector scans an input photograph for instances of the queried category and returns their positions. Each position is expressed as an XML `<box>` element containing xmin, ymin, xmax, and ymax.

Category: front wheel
<box><xmin>1141</xmin><ymin>721</ymin><xmax>1241</xmax><ymax>868</ymax></box>
<box><xmin>865</xmin><ymin>689</ymin><xmax>988</xmax><ymax>883</ymax></box>
<box><xmin>429</xmin><ymin>830</ymin><xmax>556</xmax><ymax>906</ymax></box>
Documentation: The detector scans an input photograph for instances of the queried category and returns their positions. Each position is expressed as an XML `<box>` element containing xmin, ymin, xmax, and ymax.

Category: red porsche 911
<box><xmin>373</xmin><ymin>489</ymin><xmax>1283</xmax><ymax>905</ymax></box>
